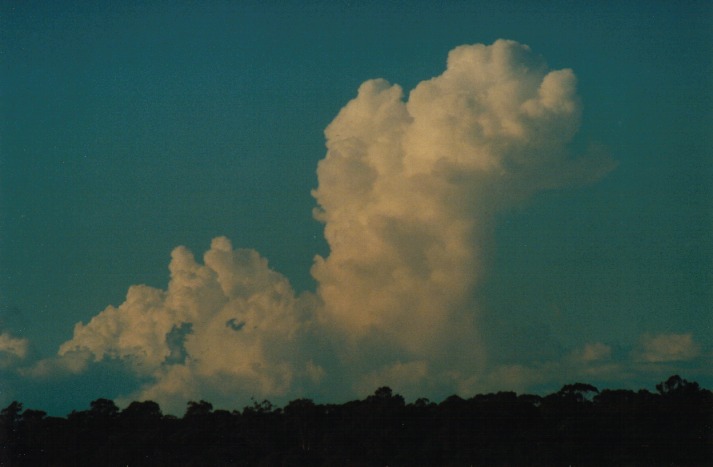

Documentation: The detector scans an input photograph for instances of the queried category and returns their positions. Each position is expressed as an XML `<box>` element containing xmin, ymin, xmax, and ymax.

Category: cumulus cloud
<box><xmin>459</xmin><ymin>341</ymin><xmax>619</xmax><ymax>395</ymax></box>
<box><xmin>572</xmin><ymin>342</ymin><xmax>612</xmax><ymax>362</ymax></box>
<box><xmin>21</xmin><ymin>350</ymin><xmax>91</xmax><ymax>378</ymax></box>
<box><xmin>47</xmin><ymin>40</ymin><xmax>615</xmax><ymax>411</ymax></box>
<box><xmin>52</xmin><ymin>237</ymin><xmax>318</xmax><ymax>413</ymax></box>
<box><xmin>0</xmin><ymin>331</ymin><xmax>28</xmax><ymax>368</ymax></box>
<box><xmin>469</xmin><ymin>335</ymin><xmax>708</xmax><ymax>395</ymax></box>
<box><xmin>633</xmin><ymin>333</ymin><xmax>701</xmax><ymax>363</ymax></box>
<box><xmin>313</xmin><ymin>39</ymin><xmax>613</xmax><ymax>391</ymax></box>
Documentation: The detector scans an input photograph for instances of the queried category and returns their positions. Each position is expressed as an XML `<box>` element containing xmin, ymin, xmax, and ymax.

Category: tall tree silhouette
<box><xmin>2</xmin><ymin>375</ymin><xmax>711</xmax><ymax>466</ymax></box>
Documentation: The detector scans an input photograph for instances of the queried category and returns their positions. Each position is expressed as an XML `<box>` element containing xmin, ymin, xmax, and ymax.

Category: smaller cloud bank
<box><xmin>0</xmin><ymin>331</ymin><xmax>28</xmax><ymax>368</ymax></box>
<box><xmin>633</xmin><ymin>333</ymin><xmax>701</xmax><ymax>363</ymax></box>
<box><xmin>49</xmin><ymin>237</ymin><xmax>320</xmax><ymax>413</ymax></box>
<box><xmin>573</xmin><ymin>342</ymin><xmax>612</xmax><ymax>363</ymax></box>
<box><xmin>471</xmin><ymin>333</ymin><xmax>708</xmax><ymax>396</ymax></box>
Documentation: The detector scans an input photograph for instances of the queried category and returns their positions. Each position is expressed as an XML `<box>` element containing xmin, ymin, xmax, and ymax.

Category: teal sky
<box><xmin>1</xmin><ymin>1</ymin><xmax>711</xmax><ymax>415</ymax></box>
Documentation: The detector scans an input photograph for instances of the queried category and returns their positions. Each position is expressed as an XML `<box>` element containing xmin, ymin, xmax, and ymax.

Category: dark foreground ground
<box><xmin>1</xmin><ymin>375</ymin><xmax>711</xmax><ymax>466</ymax></box>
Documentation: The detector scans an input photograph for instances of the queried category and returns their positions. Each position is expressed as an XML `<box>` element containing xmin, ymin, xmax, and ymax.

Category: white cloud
<box><xmin>572</xmin><ymin>342</ymin><xmax>612</xmax><ymax>362</ymax></box>
<box><xmin>47</xmin><ymin>40</ymin><xmax>616</xmax><ymax>411</ymax></box>
<box><xmin>20</xmin><ymin>350</ymin><xmax>91</xmax><ymax>377</ymax></box>
<box><xmin>53</xmin><ymin>237</ymin><xmax>317</xmax><ymax>413</ymax></box>
<box><xmin>633</xmin><ymin>333</ymin><xmax>701</xmax><ymax>363</ymax></box>
<box><xmin>462</xmin><ymin>336</ymin><xmax>706</xmax><ymax>396</ymax></box>
<box><xmin>313</xmin><ymin>39</ymin><xmax>612</xmax><ymax>386</ymax></box>
<box><xmin>0</xmin><ymin>331</ymin><xmax>29</xmax><ymax>368</ymax></box>
<box><xmin>466</xmin><ymin>344</ymin><xmax>612</xmax><ymax>395</ymax></box>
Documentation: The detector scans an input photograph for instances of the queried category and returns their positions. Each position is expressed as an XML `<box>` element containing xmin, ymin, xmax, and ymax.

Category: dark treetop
<box><xmin>1</xmin><ymin>375</ymin><xmax>711</xmax><ymax>466</ymax></box>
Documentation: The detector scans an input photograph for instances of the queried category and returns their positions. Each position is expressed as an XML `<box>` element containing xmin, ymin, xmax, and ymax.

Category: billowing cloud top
<box><xmin>312</xmin><ymin>39</ymin><xmax>613</xmax><ymax>369</ymax></box>
<box><xmin>35</xmin><ymin>40</ymin><xmax>620</xmax><ymax>413</ymax></box>
<box><xmin>55</xmin><ymin>237</ymin><xmax>317</xmax><ymax>412</ymax></box>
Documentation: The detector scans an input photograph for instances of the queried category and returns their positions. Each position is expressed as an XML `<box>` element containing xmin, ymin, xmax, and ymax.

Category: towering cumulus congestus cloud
<box><xmin>313</xmin><ymin>40</ymin><xmax>612</xmax><ymax>387</ymax></box>
<box><xmin>49</xmin><ymin>40</ymin><xmax>613</xmax><ymax>411</ymax></box>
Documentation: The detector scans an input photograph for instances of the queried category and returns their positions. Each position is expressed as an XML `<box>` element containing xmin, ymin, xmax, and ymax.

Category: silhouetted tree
<box><xmin>118</xmin><ymin>401</ymin><xmax>164</xmax><ymax>466</ymax></box>
<box><xmin>89</xmin><ymin>398</ymin><xmax>119</xmax><ymax>418</ymax></box>
<box><xmin>3</xmin><ymin>375</ymin><xmax>712</xmax><ymax>466</ymax></box>
<box><xmin>558</xmin><ymin>382</ymin><xmax>599</xmax><ymax>402</ymax></box>
<box><xmin>654</xmin><ymin>375</ymin><xmax>713</xmax><ymax>463</ymax></box>
<box><xmin>656</xmin><ymin>374</ymin><xmax>700</xmax><ymax>397</ymax></box>
<box><xmin>0</xmin><ymin>401</ymin><xmax>23</xmax><ymax>464</ymax></box>
<box><xmin>283</xmin><ymin>398</ymin><xmax>325</xmax><ymax>464</ymax></box>
<box><xmin>184</xmin><ymin>399</ymin><xmax>213</xmax><ymax>418</ymax></box>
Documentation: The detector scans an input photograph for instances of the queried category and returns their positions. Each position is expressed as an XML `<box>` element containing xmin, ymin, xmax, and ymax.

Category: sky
<box><xmin>1</xmin><ymin>1</ymin><xmax>711</xmax><ymax>416</ymax></box>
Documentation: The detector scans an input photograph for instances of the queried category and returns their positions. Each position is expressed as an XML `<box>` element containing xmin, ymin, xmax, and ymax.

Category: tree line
<box><xmin>1</xmin><ymin>375</ymin><xmax>711</xmax><ymax>466</ymax></box>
